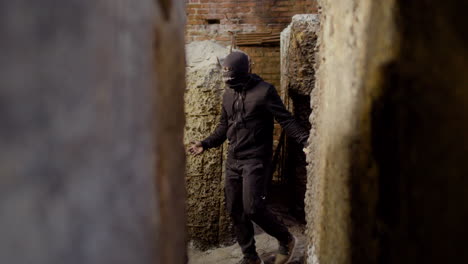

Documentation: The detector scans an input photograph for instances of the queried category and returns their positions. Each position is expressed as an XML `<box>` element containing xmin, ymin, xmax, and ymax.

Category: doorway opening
<box><xmin>184</xmin><ymin>2</ymin><xmax>319</xmax><ymax>263</ymax></box>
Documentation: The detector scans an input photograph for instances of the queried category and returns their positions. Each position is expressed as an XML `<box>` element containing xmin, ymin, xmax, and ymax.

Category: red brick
<box><xmin>271</xmin><ymin>6</ymin><xmax>289</xmax><ymax>12</ymax></box>
<box><xmin>193</xmin><ymin>36</ymin><xmax>210</xmax><ymax>41</ymax></box>
<box><xmin>235</xmin><ymin>7</ymin><xmax>252</xmax><ymax>13</ymax></box>
<box><xmin>276</xmin><ymin>1</ymin><xmax>294</xmax><ymax>6</ymax></box>
<box><xmin>187</xmin><ymin>19</ymin><xmax>205</xmax><ymax>25</ymax></box>
<box><xmin>219</xmin><ymin>3</ymin><xmax>237</xmax><ymax>8</ymax></box>
<box><xmin>279</xmin><ymin>12</ymin><xmax>297</xmax><ymax>17</ymax></box>
<box><xmin>188</xmin><ymin>14</ymin><xmax>206</xmax><ymax>19</ymax></box>
<box><xmin>196</xmin><ymin>9</ymin><xmax>209</xmax><ymax>14</ymax></box>
<box><xmin>240</xmin><ymin>17</ymin><xmax>262</xmax><ymax>24</ymax></box>
<box><xmin>241</xmin><ymin>2</ymin><xmax>257</xmax><ymax>7</ymax></box>
<box><xmin>187</xmin><ymin>3</ymin><xmax>202</xmax><ymax>8</ymax></box>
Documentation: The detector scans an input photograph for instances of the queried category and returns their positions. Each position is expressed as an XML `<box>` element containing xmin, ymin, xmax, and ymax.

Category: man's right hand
<box><xmin>188</xmin><ymin>141</ymin><xmax>204</xmax><ymax>155</ymax></box>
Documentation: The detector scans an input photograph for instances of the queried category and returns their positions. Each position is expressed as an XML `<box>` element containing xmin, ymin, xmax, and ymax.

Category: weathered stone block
<box><xmin>280</xmin><ymin>14</ymin><xmax>318</xmax><ymax>222</ymax></box>
<box><xmin>185</xmin><ymin>88</ymin><xmax>224</xmax><ymax>116</ymax></box>
<box><xmin>186</xmin><ymin>147</ymin><xmax>223</xmax><ymax>176</ymax></box>
<box><xmin>186</xmin><ymin>154</ymin><xmax>204</xmax><ymax>175</ymax></box>
<box><xmin>185</xmin><ymin>41</ymin><xmax>230</xmax><ymax>115</ymax></box>
<box><xmin>184</xmin><ymin>115</ymin><xmax>221</xmax><ymax>145</ymax></box>
<box><xmin>303</xmin><ymin>2</ymin><xmax>397</xmax><ymax>264</ymax></box>
<box><xmin>186</xmin><ymin>174</ymin><xmax>223</xmax><ymax>249</ymax></box>
<box><xmin>281</xmin><ymin>14</ymin><xmax>320</xmax><ymax>96</ymax></box>
<box><xmin>186</xmin><ymin>175</ymin><xmax>221</xmax><ymax>225</ymax></box>
<box><xmin>218</xmin><ymin>145</ymin><xmax>235</xmax><ymax>245</ymax></box>
<box><xmin>185</xmin><ymin>41</ymin><xmax>232</xmax><ymax>248</ymax></box>
<box><xmin>203</xmin><ymin>148</ymin><xmax>224</xmax><ymax>175</ymax></box>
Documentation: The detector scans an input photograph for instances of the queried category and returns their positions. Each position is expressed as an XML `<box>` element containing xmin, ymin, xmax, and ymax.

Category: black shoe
<box><xmin>275</xmin><ymin>235</ymin><xmax>297</xmax><ymax>264</ymax></box>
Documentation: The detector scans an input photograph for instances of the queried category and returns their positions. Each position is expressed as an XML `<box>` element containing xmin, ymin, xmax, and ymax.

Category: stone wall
<box><xmin>304</xmin><ymin>0</ymin><xmax>399</xmax><ymax>262</ymax></box>
<box><xmin>0</xmin><ymin>1</ymin><xmax>187</xmax><ymax>264</ymax></box>
<box><xmin>305</xmin><ymin>0</ymin><xmax>468</xmax><ymax>263</ymax></box>
<box><xmin>281</xmin><ymin>14</ymin><xmax>319</xmax><ymax>221</ymax></box>
<box><xmin>184</xmin><ymin>41</ymin><xmax>233</xmax><ymax>249</ymax></box>
<box><xmin>281</xmin><ymin>15</ymin><xmax>319</xmax><ymax>97</ymax></box>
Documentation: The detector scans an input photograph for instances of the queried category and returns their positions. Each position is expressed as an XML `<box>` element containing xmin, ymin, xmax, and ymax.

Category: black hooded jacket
<box><xmin>201</xmin><ymin>74</ymin><xmax>308</xmax><ymax>160</ymax></box>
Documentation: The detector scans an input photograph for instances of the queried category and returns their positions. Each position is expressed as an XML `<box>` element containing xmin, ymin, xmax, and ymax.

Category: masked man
<box><xmin>188</xmin><ymin>51</ymin><xmax>308</xmax><ymax>264</ymax></box>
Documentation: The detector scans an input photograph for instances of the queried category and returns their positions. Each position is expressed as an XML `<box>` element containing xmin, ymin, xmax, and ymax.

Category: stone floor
<box><xmin>188</xmin><ymin>183</ymin><xmax>308</xmax><ymax>264</ymax></box>
<box><xmin>188</xmin><ymin>225</ymin><xmax>306</xmax><ymax>264</ymax></box>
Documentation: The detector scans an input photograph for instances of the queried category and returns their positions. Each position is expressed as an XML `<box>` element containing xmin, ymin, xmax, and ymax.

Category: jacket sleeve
<box><xmin>201</xmin><ymin>107</ymin><xmax>228</xmax><ymax>149</ymax></box>
<box><xmin>266</xmin><ymin>86</ymin><xmax>309</xmax><ymax>146</ymax></box>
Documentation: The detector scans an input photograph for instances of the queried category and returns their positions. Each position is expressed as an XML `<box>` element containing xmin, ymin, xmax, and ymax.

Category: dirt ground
<box><xmin>188</xmin><ymin>199</ymin><xmax>307</xmax><ymax>264</ymax></box>
<box><xmin>188</xmin><ymin>225</ymin><xmax>306</xmax><ymax>264</ymax></box>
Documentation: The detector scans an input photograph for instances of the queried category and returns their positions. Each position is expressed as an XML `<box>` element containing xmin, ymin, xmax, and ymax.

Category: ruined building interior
<box><xmin>1</xmin><ymin>0</ymin><xmax>467</xmax><ymax>264</ymax></box>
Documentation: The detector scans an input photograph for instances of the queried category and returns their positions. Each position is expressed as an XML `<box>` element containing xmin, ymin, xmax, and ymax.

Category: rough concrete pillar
<box><xmin>184</xmin><ymin>41</ymin><xmax>233</xmax><ymax>249</ymax></box>
<box><xmin>305</xmin><ymin>0</ymin><xmax>468</xmax><ymax>263</ymax></box>
<box><xmin>304</xmin><ymin>0</ymin><xmax>399</xmax><ymax>263</ymax></box>
<box><xmin>281</xmin><ymin>15</ymin><xmax>319</xmax><ymax>98</ymax></box>
<box><xmin>281</xmin><ymin>14</ymin><xmax>319</xmax><ymax>221</ymax></box>
<box><xmin>0</xmin><ymin>0</ymin><xmax>186</xmax><ymax>264</ymax></box>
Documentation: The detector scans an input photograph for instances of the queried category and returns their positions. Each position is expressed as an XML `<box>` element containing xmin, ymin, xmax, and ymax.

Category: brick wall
<box><xmin>242</xmin><ymin>46</ymin><xmax>281</xmax><ymax>87</ymax></box>
<box><xmin>186</xmin><ymin>0</ymin><xmax>317</xmax><ymax>98</ymax></box>
<box><xmin>186</xmin><ymin>0</ymin><xmax>318</xmax><ymax>43</ymax></box>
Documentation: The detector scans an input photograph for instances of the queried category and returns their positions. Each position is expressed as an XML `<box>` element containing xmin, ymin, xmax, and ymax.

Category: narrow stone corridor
<box><xmin>1</xmin><ymin>0</ymin><xmax>467</xmax><ymax>264</ymax></box>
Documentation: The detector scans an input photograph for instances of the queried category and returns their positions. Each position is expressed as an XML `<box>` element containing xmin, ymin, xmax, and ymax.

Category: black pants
<box><xmin>225</xmin><ymin>157</ymin><xmax>291</xmax><ymax>259</ymax></box>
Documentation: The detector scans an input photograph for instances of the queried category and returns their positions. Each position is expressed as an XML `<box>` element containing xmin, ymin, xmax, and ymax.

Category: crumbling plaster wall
<box><xmin>305</xmin><ymin>0</ymin><xmax>397</xmax><ymax>263</ymax></box>
<box><xmin>184</xmin><ymin>41</ymin><xmax>234</xmax><ymax>249</ymax></box>
<box><xmin>281</xmin><ymin>14</ymin><xmax>319</xmax><ymax>221</ymax></box>
<box><xmin>0</xmin><ymin>0</ymin><xmax>187</xmax><ymax>264</ymax></box>
<box><xmin>306</xmin><ymin>0</ymin><xmax>468</xmax><ymax>263</ymax></box>
<box><xmin>281</xmin><ymin>15</ymin><xmax>319</xmax><ymax>97</ymax></box>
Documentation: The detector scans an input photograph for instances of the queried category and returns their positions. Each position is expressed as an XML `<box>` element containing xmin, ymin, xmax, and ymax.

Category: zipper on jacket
<box><xmin>233</xmin><ymin>97</ymin><xmax>240</xmax><ymax>158</ymax></box>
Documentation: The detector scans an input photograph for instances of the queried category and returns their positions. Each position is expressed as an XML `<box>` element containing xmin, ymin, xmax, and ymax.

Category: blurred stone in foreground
<box><xmin>305</xmin><ymin>0</ymin><xmax>468</xmax><ymax>263</ymax></box>
<box><xmin>0</xmin><ymin>0</ymin><xmax>187</xmax><ymax>264</ymax></box>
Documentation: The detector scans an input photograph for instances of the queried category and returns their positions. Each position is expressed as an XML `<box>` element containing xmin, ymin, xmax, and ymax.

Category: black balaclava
<box><xmin>222</xmin><ymin>51</ymin><xmax>253</xmax><ymax>126</ymax></box>
<box><xmin>222</xmin><ymin>51</ymin><xmax>251</xmax><ymax>90</ymax></box>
